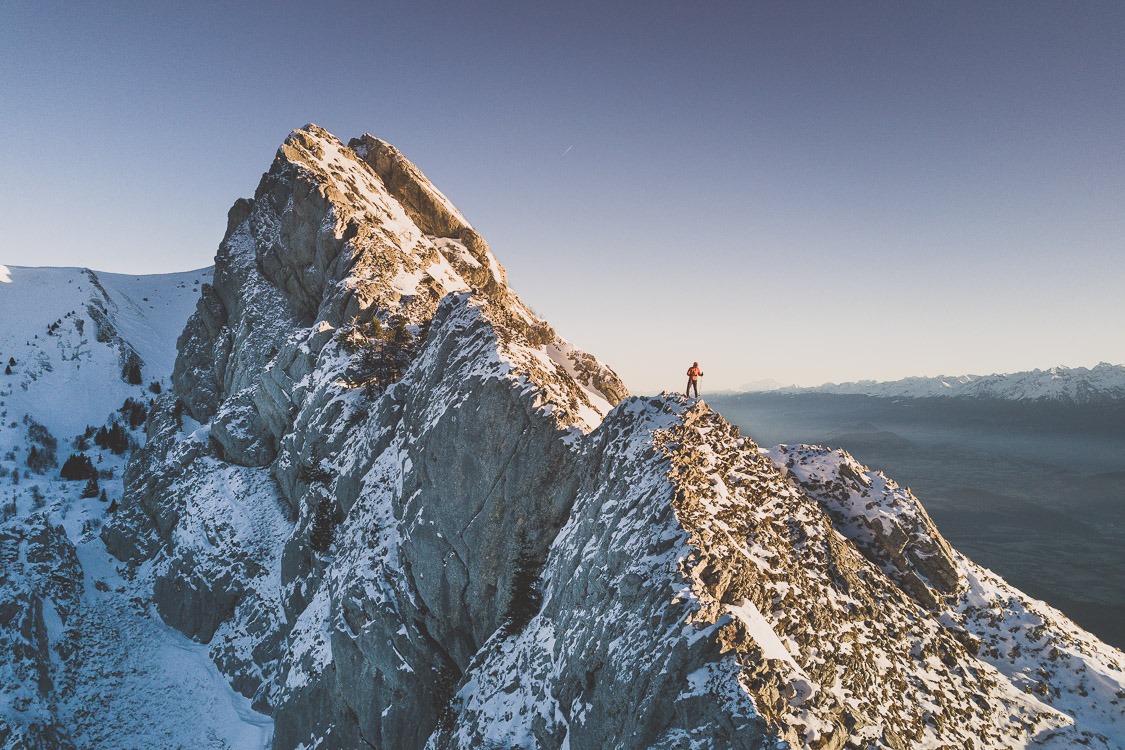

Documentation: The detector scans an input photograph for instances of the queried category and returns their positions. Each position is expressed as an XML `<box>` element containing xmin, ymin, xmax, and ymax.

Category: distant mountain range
<box><xmin>742</xmin><ymin>363</ymin><xmax>1125</xmax><ymax>404</ymax></box>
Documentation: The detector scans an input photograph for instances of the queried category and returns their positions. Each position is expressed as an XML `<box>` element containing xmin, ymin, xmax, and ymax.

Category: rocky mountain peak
<box><xmin>171</xmin><ymin>124</ymin><xmax>626</xmax><ymax>466</ymax></box>
<box><xmin>271</xmin><ymin>123</ymin><xmax>505</xmax><ymax>312</ymax></box>
<box><xmin>37</xmin><ymin>125</ymin><xmax>1116</xmax><ymax>749</ymax></box>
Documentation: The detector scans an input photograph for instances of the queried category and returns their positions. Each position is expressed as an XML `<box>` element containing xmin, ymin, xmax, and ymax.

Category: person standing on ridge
<box><xmin>685</xmin><ymin>362</ymin><xmax>703</xmax><ymax>398</ymax></box>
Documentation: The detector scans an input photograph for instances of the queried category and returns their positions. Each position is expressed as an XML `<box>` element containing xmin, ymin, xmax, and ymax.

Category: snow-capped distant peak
<box><xmin>779</xmin><ymin>362</ymin><xmax>1125</xmax><ymax>404</ymax></box>
<box><xmin>735</xmin><ymin>377</ymin><xmax>787</xmax><ymax>392</ymax></box>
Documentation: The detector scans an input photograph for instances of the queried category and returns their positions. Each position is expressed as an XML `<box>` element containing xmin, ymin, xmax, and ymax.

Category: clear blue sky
<box><xmin>3</xmin><ymin>1</ymin><xmax>1122</xmax><ymax>393</ymax></box>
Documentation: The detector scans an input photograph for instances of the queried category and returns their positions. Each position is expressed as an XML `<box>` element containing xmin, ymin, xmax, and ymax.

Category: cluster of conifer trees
<box><xmin>56</xmin><ymin>398</ymin><xmax>150</xmax><ymax>500</ymax></box>
<box><xmin>122</xmin><ymin>361</ymin><xmax>143</xmax><ymax>385</ymax></box>
<box><xmin>60</xmin><ymin>452</ymin><xmax>98</xmax><ymax>480</ymax></box>
<box><xmin>93</xmin><ymin>423</ymin><xmax>131</xmax><ymax>454</ymax></box>
<box><xmin>118</xmin><ymin>398</ymin><xmax>149</xmax><ymax>429</ymax></box>
<box><xmin>60</xmin><ymin>451</ymin><xmax>108</xmax><ymax>501</ymax></box>
<box><xmin>298</xmin><ymin>464</ymin><xmax>337</xmax><ymax>554</ymax></box>
<box><xmin>25</xmin><ymin>418</ymin><xmax>58</xmax><ymax>474</ymax></box>
<box><xmin>337</xmin><ymin>315</ymin><xmax>430</xmax><ymax>396</ymax></box>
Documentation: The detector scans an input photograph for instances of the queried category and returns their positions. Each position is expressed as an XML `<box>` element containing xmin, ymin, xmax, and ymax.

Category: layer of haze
<box><xmin>3</xmin><ymin>1</ymin><xmax>1122</xmax><ymax>393</ymax></box>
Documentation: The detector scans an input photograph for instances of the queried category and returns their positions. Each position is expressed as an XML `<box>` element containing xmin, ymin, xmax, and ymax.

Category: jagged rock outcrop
<box><xmin>779</xmin><ymin>444</ymin><xmax>1125</xmax><ymax>738</ymax></box>
<box><xmin>348</xmin><ymin>135</ymin><xmax>503</xmax><ymax>296</ymax></box>
<box><xmin>100</xmin><ymin>124</ymin><xmax>1125</xmax><ymax>750</ymax></box>
<box><xmin>441</xmin><ymin>400</ymin><xmax>1125</xmax><ymax>748</ymax></box>
<box><xmin>774</xmin><ymin>444</ymin><xmax>962</xmax><ymax>610</ymax></box>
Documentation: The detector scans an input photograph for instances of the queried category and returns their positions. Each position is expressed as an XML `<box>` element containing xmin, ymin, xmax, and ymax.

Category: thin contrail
<box><xmin>562</xmin><ymin>145</ymin><xmax>574</xmax><ymax>157</ymax></box>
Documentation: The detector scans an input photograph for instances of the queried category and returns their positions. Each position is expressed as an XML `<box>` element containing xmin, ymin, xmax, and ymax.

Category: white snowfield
<box><xmin>0</xmin><ymin>265</ymin><xmax>211</xmax><ymax>438</ymax></box>
<box><xmin>769</xmin><ymin>362</ymin><xmax>1125</xmax><ymax>403</ymax></box>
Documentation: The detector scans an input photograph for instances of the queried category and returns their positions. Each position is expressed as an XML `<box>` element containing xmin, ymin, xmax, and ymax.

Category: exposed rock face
<box><xmin>442</xmin><ymin>400</ymin><xmax>1125</xmax><ymax>748</ymax></box>
<box><xmin>104</xmin><ymin>124</ymin><xmax>628</xmax><ymax>745</ymax></box>
<box><xmin>82</xmin><ymin>269</ymin><xmax>147</xmax><ymax>384</ymax></box>
<box><xmin>775</xmin><ymin>443</ymin><xmax>1125</xmax><ymax>746</ymax></box>
<box><xmin>100</xmin><ymin>124</ymin><xmax>1125</xmax><ymax>749</ymax></box>
<box><xmin>443</xmin><ymin>398</ymin><xmax>769</xmax><ymax>749</ymax></box>
<box><xmin>0</xmin><ymin>516</ymin><xmax>82</xmax><ymax>750</ymax></box>
<box><xmin>348</xmin><ymin>135</ymin><xmax>500</xmax><ymax>294</ymax></box>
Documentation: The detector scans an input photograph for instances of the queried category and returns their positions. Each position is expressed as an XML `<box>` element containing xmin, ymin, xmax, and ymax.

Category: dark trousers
<box><xmin>686</xmin><ymin>379</ymin><xmax>699</xmax><ymax>397</ymax></box>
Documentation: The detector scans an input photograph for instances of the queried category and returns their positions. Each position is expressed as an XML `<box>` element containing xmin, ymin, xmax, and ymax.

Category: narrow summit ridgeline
<box><xmin>93</xmin><ymin>125</ymin><xmax>1123</xmax><ymax>749</ymax></box>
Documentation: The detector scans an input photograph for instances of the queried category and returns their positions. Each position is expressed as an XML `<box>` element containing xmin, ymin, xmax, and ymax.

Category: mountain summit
<box><xmin>3</xmin><ymin>125</ymin><xmax>1123</xmax><ymax>749</ymax></box>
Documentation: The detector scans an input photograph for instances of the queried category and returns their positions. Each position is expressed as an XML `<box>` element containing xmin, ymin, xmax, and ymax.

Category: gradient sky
<box><xmin>3</xmin><ymin>1</ymin><xmax>1122</xmax><ymax>393</ymax></box>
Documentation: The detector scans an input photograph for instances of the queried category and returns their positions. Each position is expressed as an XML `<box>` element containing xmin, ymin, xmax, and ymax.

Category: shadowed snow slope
<box><xmin>4</xmin><ymin>124</ymin><xmax>1122</xmax><ymax>750</ymax></box>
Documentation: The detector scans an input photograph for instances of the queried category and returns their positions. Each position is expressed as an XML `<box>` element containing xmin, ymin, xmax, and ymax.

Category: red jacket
<box><xmin>687</xmin><ymin>366</ymin><xmax>702</xmax><ymax>381</ymax></box>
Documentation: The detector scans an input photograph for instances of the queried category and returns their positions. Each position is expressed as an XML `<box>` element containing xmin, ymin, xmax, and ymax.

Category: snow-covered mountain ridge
<box><xmin>0</xmin><ymin>264</ymin><xmax>277</xmax><ymax>749</ymax></box>
<box><xmin>2</xmin><ymin>125</ymin><xmax>1124</xmax><ymax>749</ymax></box>
<box><xmin>770</xmin><ymin>363</ymin><xmax>1125</xmax><ymax>403</ymax></box>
